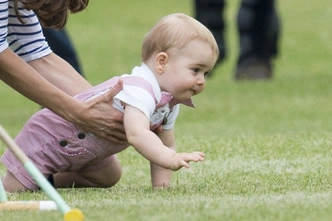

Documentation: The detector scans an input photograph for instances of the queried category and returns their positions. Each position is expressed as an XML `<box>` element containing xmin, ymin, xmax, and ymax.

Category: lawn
<box><xmin>1</xmin><ymin>0</ymin><xmax>332</xmax><ymax>220</ymax></box>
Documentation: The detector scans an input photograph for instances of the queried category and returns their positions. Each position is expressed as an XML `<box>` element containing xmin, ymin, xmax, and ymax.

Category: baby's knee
<box><xmin>86</xmin><ymin>157</ymin><xmax>122</xmax><ymax>188</ymax></box>
<box><xmin>102</xmin><ymin>158</ymin><xmax>122</xmax><ymax>187</ymax></box>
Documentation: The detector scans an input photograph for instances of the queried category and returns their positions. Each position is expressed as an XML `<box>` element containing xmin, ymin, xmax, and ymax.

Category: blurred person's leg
<box><xmin>43</xmin><ymin>28</ymin><xmax>84</xmax><ymax>76</ymax></box>
<box><xmin>236</xmin><ymin>0</ymin><xmax>280</xmax><ymax>80</ymax></box>
<box><xmin>194</xmin><ymin>0</ymin><xmax>226</xmax><ymax>64</ymax></box>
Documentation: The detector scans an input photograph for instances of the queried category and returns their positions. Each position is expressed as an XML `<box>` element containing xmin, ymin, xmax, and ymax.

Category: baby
<box><xmin>1</xmin><ymin>13</ymin><xmax>219</xmax><ymax>192</ymax></box>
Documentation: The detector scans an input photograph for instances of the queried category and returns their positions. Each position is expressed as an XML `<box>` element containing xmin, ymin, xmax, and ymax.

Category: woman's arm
<box><xmin>0</xmin><ymin>49</ymin><xmax>126</xmax><ymax>143</ymax></box>
<box><xmin>28</xmin><ymin>51</ymin><xmax>92</xmax><ymax>96</ymax></box>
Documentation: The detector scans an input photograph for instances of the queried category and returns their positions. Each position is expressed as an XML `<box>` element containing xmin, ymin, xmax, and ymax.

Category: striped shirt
<box><xmin>0</xmin><ymin>0</ymin><xmax>51</xmax><ymax>62</ymax></box>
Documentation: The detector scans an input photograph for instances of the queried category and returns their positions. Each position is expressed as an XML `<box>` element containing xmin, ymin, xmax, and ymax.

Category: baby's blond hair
<box><xmin>142</xmin><ymin>13</ymin><xmax>219</xmax><ymax>62</ymax></box>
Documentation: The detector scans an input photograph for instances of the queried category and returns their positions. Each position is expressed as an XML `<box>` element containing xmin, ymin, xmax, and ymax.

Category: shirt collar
<box><xmin>157</xmin><ymin>91</ymin><xmax>196</xmax><ymax>110</ymax></box>
<box><xmin>132</xmin><ymin>63</ymin><xmax>196</xmax><ymax>109</ymax></box>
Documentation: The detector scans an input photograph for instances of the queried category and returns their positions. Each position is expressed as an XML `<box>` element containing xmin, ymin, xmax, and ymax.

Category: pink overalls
<box><xmin>1</xmin><ymin>75</ymin><xmax>193</xmax><ymax>190</ymax></box>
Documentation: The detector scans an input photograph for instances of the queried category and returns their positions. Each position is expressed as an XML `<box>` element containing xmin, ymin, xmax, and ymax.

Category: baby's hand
<box><xmin>170</xmin><ymin>152</ymin><xmax>205</xmax><ymax>171</ymax></box>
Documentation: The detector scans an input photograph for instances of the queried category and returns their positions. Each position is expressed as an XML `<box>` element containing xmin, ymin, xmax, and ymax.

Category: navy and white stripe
<box><xmin>0</xmin><ymin>0</ymin><xmax>51</xmax><ymax>62</ymax></box>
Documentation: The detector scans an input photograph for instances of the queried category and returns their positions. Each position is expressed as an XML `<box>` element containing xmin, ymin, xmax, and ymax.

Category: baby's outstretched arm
<box><xmin>124</xmin><ymin>105</ymin><xmax>205</xmax><ymax>170</ymax></box>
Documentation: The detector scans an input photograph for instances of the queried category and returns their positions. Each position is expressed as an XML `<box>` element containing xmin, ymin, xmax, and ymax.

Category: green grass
<box><xmin>1</xmin><ymin>0</ymin><xmax>332</xmax><ymax>220</ymax></box>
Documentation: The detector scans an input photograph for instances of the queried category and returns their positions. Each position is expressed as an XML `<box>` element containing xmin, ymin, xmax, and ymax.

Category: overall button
<box><xmin>78</xmin><ymin>133</ymin><xmax>86</xmax><ymax>139</ymax></box>
<box><xmin>59</xmin><ymin>140</ymin><xmax>67</xmax><ymax>147</ymax></box>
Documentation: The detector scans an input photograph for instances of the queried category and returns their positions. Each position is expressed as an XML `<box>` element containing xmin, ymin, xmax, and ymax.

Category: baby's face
<box><xmin>161</xmin><ymin>40</ymin><xmax>218</xmax><ymax>101</ymax></box>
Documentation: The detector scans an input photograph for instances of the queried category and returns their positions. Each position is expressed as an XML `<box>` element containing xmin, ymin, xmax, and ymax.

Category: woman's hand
<box><xmin>71</xmin><ymin>79</ymin><xmax>127</xmax><ymax>144</ymax></box>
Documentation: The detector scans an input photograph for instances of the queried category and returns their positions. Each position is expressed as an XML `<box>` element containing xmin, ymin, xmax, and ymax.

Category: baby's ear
<box><xmin>155</xmin><ymin>52</ymin><xmax>168</xmax><ymax>74</ymax></box>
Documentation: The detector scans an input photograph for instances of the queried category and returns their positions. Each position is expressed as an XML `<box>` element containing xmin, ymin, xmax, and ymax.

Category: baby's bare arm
<box><xmin>124</xmin><ymin>105</ymin><xmax>205</xmax><ymax>173</ymax></box>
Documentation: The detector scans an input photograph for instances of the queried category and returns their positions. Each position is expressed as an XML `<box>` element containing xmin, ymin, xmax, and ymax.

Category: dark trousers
<box><xmin>194</xmin><ymin>0</ymin><xmax>280</xmax><ymax>64</ymax></box>
<box><xmin>42</xmin><ymin>28</ymin><xmax>84</xmax><ymax>76</ymax></box>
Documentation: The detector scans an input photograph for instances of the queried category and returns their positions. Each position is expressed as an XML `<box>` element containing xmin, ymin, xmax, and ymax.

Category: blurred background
<box><xmin>1</xmin><ymin>0</ymin><xmax>332</xmax><ymax>150</ymax></box>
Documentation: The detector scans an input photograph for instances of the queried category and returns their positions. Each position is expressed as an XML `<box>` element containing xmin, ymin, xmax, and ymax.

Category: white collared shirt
<box><xmin>113</xmin><ymin>63</ymin><xmax>180</xmax><ymax>130</ymax></box>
